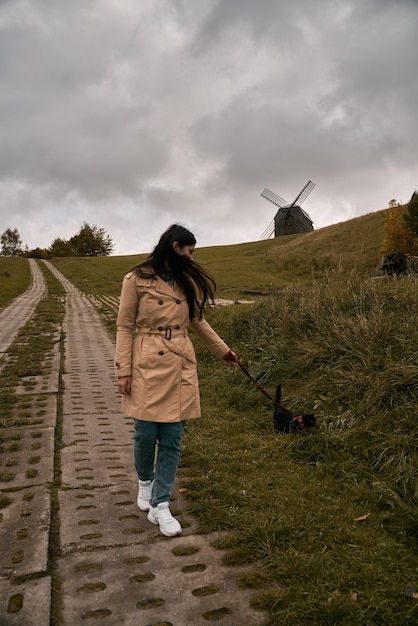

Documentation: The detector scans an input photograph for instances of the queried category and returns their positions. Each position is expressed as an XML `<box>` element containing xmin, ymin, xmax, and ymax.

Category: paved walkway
<box><xmin>0</xmin><ymin>261</ymin><xmax>268</xmax><ymax>625</ymax></box>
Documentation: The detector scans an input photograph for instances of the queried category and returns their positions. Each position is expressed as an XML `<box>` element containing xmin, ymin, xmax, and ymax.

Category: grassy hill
<box><xmin>47</xmin><ymin>208</ymin><xmax>417</xmax><ymax>625</ymax></box>
<box><xmin>48</xmin><ymin>208</ymin><xmax>387</xmax><ymax>298</ymax></box>
<box><xmin>1</xmin><ymin>208</ymin><xmax>417</xmax><ymax>624</ymax></box>
<box><xmin>0</xmin><ymin>208</ymin><xmax>386</xmax><ymax>304</ymax></box>
<box><xmin>0</xmin><ymin>256</ymin><xmax>32</xmax><ymax>309</ymax></box>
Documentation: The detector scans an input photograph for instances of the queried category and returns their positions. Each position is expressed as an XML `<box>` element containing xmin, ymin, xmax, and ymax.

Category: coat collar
<box><xmin>154</xmin><ymin>275</ymin><xmax>186</xmax><ymax>300</ymax></box>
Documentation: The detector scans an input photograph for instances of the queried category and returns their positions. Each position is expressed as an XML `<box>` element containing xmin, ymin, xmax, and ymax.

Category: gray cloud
<box><xmin>0</xmin><ymin>0</ymin><xmax>417</xmax><ymax>256</ymax></box>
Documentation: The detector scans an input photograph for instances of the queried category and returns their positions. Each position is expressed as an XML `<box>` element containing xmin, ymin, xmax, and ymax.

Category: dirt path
<box><xmin>0</xmin><ymin>261</ymin><xmax>268</xmax><ymax>625</ymax></box>
<box><xmin>0</xmin><ymin>259</ymin><xmax>46</xmax><ymax>367</ymax></box>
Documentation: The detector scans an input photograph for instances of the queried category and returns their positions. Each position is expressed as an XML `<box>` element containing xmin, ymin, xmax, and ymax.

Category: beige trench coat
<box><xmin>115</xmin><ymin>270</ymin><xmax>230</xmax><ymax>422</ymax></box>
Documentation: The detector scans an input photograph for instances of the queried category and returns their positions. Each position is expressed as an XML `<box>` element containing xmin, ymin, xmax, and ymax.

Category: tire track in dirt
<box><xmin>0</xmin><ymin>259</ymin><xmax>46</xmax><ymax>365</ymax></box>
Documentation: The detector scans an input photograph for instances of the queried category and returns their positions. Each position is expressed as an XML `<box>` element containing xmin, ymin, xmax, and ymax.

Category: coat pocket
<box><xmin>132</xmin><ymin>335</ymin><xmax>149</xmax><ymax>369</ymax></box>
<box><xmin>164</xmin><ymin>338</ymin><xmax>197</xmax><ymax>364</ymax></box>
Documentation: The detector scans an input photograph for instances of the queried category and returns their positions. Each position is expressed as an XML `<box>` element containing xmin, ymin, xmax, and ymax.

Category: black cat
<box><xmin>273</xmin><ymin>385</ymin><xmax>316</xmax><ymax>433</ymax></box>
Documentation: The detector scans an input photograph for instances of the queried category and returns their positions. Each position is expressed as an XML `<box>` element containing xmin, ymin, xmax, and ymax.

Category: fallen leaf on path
<box><xmin>354</xmin><ymin>513</ymin><xmax>370</xmax><ymax>522</ymax></box>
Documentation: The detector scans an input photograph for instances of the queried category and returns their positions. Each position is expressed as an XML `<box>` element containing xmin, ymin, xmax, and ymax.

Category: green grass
<box><xmin>0</xmin><ymin>260</ymin><xmax>66</xmax><ymax>622</ymax></box>
<box><xmin>49</xmin><ymin>255</ymin><xmax>137</xmax><ymax>297</ymax></box>
<box><xmin>0</xmin><ymin>257</ymin><xmax>32</xmax><ymax>308</ymax></box>
<box><xmin>50</xmin><ymin>240</ymin><xmax>291</xmax><ymax>299</ymax></box>
<box><xmin>0</xmin><ymin>262</ymin><xmax>65</xmax><ymax>428</ymax></box>
<box><xmin>180</xmin><ymin>274</ymin><xmax>417</xmax><ymax>624</ymax></box>
<box><xmin>2</xmin><ymin>209</ymin><xmax>417</xmax><ymax>624</ymax></box>
<box><xmin>47</xmin><ymin>208</ymin><xmax>417</xmax><ymax>623</ymax></box>
<box><xmin>49</xmin><ymin>208</ymin><xmax>387</xmax><ymax>299</ymax></box>
<box><xmin>264</xmin><ymin>210</ymin><xmax>387</xmax><ymax>287</ymax></box>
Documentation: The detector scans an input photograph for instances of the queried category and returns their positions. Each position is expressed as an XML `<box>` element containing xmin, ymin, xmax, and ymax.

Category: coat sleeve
<box><xmin>115</xmin><ymin>272</ymin><xmax>138</xmax><ymax>377</ymax></box>
<box><xmin>189</xmin><ymin>315</ymin><xmax>230</xmax><ymax>360</ymax></box>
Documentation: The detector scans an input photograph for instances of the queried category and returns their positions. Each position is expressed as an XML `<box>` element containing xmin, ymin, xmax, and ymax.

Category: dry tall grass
<box><xmin>185</xmin><ymin>273</ymin><xmax>417</xmax><ymax>624</ymax></box>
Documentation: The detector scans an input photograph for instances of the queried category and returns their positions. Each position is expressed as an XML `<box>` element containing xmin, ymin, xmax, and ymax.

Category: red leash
<box><xmin>236</xmin><ymin>359</ymin><xmax>298</xmax><ymax>418</ymax></box>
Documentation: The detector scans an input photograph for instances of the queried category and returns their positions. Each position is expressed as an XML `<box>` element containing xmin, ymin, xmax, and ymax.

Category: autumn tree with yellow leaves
<box><xmin>381</xmin><ymin>195</ymin><xmax>418</xmax><ymax>255</ymax></box>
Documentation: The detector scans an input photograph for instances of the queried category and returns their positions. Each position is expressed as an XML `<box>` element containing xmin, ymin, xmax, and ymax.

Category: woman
<box><xmin>115</xmin><ymin>224</ymin><xmax>238</xmax><ymax>537</ymax></box>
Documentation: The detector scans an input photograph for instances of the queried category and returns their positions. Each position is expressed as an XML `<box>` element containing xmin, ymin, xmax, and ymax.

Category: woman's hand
<box><xmin>223</xmin><ymin>350</ymin><xmax>239</xmax><ymax>366</ymax></box>
<box><xmin>117</xmin><ymin>375</ymin><xmax>132</xmax><ymax>395</ymax></box>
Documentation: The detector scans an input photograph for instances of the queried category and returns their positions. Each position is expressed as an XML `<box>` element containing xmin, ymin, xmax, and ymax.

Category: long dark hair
<box><xmin>133</xmin><ymin>224</ymin><xmax>216</xmax><ymax>321</ymax></box>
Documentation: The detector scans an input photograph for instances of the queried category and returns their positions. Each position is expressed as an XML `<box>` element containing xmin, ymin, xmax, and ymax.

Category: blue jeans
<box><xmin>133</xmin><ymin>419</ymin><xmax>185</xmax><ymax>508</ymax></box>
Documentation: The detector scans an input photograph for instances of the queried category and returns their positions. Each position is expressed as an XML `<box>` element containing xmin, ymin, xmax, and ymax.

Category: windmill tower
<box><xmin>260</xmin><ymin>180</ymin><xmax>315</xmax><ymax>239</ymax></box>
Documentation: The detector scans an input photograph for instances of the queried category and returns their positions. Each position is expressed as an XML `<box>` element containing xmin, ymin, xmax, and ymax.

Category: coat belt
<box><xmin>137</xmin><ymin>327</ymin><xmax>188</xmax><ymax>340</ymax></box>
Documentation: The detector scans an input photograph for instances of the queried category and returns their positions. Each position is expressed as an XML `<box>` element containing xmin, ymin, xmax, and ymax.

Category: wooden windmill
<box><xmin>260</xmin><ymin>180</ymin><xmax>315</xmax><ymax>239</ymax></box>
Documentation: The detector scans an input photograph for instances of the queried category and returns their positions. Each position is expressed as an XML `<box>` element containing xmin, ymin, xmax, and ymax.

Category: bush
<box><xmin>381</xmin><ymin>198</ymin><xmax>418</xmax><ymax>255</ymax></box>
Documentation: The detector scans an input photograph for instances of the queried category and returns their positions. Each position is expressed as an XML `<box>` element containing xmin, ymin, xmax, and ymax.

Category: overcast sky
<box><xmin>0</xmin><ymin>0</ymin><xmax>417</xmax><ymax>256</ymax></box>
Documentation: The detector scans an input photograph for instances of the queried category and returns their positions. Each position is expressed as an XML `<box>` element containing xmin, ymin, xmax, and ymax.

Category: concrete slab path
<box><xmin>0</xmin><ymin>260</ymin><xmax>269</xmax><ymax>625</ymax></box>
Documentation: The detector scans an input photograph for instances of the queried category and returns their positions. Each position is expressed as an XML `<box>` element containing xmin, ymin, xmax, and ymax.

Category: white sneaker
<box><xmin>137</xmin><ymin>479</ymin><xmax>153</xmax><ymax>511</ymax></box>
<box><xmin>147</xmin><ymin>502</ymin><xmax>182</xmax><ymax>537</ymax></box>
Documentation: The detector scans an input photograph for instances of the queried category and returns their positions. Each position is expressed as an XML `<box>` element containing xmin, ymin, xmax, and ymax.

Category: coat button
<box><xmin>158</xmin><ymin>300</ymin><xmax>163</xmax><ymax>305</ymax></box>
<box><xmin>175</xmin><ymin>299</ymin><xmax>181</xmax><ymax>304</ymax></box>
<box><xmin>157</xmin><ymin>326</ymin><xmax>163</xmax><ymax>331</ymax></box>
<box><xmin>158</xmin><ymin>351</ymin><xmax>164</xmax><ymax>356</ymax></box>
<box><xmin>175</xmin><ymin>325</ymin><xmax>180</xmax><ymax>329</ymax></box>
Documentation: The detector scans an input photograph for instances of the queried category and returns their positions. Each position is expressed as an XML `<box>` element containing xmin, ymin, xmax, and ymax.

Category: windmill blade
<box><xmin>260</xmin><ymin>219</ymin><xmax>275</xmax><ymax>240</ymax></box>
<box><xmin>290</xmin><ymin>180</ymin><xmax>315</xmax><ymax>207</ymax></box>
<box><xmin>261</xmin><ymin>188</ymin><xmax>288</xmax><ymax>208</ymax></box>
